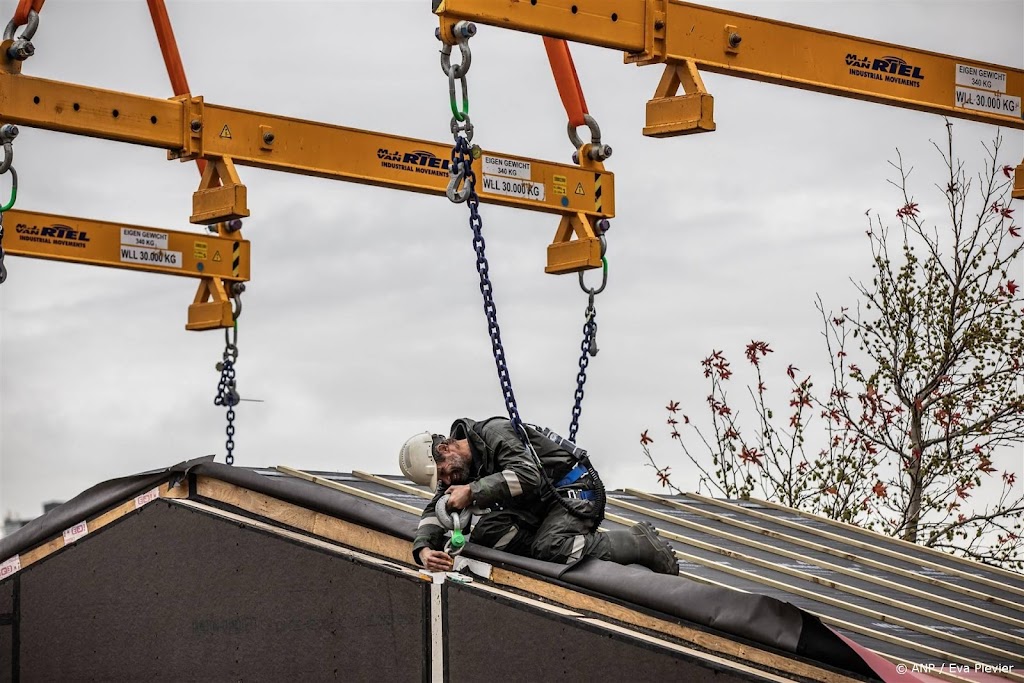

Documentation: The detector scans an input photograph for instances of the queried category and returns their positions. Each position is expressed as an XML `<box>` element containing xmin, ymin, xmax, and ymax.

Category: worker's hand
<box><xmin>446</xmin><ymin>484</ymin><xmax>474</xmax><ymax>511</ymax></box>
<box><xmin>419</xmin><ymin>548</ymin><xmax>454</xmax><ymax>572</ymax></box>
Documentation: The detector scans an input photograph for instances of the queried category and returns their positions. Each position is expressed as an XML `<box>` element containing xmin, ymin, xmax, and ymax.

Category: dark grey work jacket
<box><xmin>411</xmin><ymin>417</ymin><xmax>581</xmax><ymax>563</ymax></box>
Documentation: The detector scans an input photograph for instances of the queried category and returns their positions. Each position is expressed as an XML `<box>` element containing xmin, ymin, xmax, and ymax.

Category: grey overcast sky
<box><xmin>0</xmin><ymin>1</ymin><xmax>1021</xmax><ymax>521</ymax></box>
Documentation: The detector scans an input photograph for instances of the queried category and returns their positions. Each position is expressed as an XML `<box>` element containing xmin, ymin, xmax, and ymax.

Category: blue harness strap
<box><xmin>556</xmin><ymin>464</ymin><xmax>588</xmax><ymax>488</ymax></box>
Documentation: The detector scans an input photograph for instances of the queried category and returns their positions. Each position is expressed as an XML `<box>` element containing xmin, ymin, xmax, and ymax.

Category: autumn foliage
<box><xmin>643</xmin><ymin>125</ymin><xmax>1024</xmax><ymax>569</ymax></box>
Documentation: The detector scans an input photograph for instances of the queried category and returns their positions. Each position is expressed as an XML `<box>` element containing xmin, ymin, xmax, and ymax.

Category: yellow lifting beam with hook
<box><xmin>3</xmin><ymin>208</ymin><xmax>250</xmax><ymax>330</ymax></box>
<box><xmin>0</xmin><ymin>54</ymin><xmax>614</xmax><ymax>276</ymax></box>
<box><xmin>434</xmin><ymin>0</ymin><xmax>1024</xmax><ymax>199</ymax></box>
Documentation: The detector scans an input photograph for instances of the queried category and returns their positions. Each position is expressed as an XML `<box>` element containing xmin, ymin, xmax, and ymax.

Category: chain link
<box><xmin>0</xmin><ymin>212</ymin><xmax>7</xmax><ymax>285</ymax></box>
<box><xmin>453</xmin><ymin>137</ymin><xmax>527</xmax><ymax>437</ymax></box>
<box><xmin>568</xmin><ymin>249</ymin><xmax>608</xmax><ymax>439</ymax></box>
<box><xmin>441</xmin><ymin>27</ymin><xmax>527</xmax><ymax>440</ymax></box>
<box><xmin>569</xmin><ymin>293</ymin><xmax>597</xmax><ymax>441</ymax></box>
<box><xmin>214</xmin><ymin>324</ymin><xmax>240</xmax><ymax>465</ymax></box>
<box><xmin>438</xmin><ymin>26</ymin><xmax>607</xmax><ymax>523</ymax></box>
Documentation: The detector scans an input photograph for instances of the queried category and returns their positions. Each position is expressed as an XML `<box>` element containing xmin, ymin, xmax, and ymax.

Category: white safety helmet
<box><xmin>399</xmin><ymin>431</ymin><xmax>439</xmax><ymax>489</ymax></box>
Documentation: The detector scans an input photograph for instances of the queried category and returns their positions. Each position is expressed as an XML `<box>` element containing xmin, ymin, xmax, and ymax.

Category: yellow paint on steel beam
<box><xmin>201</xmin><ymin>104</ymin><xmax>613</xmax><ymax>218</ymax></box>
<box><xmin>657</xmin><ymin>1</ymin><xmax>1024</xmax><ymax>129</ymax></box>
<box><xmin>0</xmin><ymin>72</ymin><xmax>181</xmax><ymax>146</ymax></box>
<box><xmin>3</xmin><ymin>209</ymin><xmax>250</xmax><ymax>281</ymax></box>
<box><xmin>435</xmin><ymin>0</ymin><xmax>1024</xmax><ymax>130</ymax></box>
<box><xmin>435</xmin><ymin>0</ymin><xmax>646</xmax><ymax>52</ymax></box>
<box><xmin>0</xmin><ymin>73</ymin><xmax>612</xmax><ymax>219</ymax></box>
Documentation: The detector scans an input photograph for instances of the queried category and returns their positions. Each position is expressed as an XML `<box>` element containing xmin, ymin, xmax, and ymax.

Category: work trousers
<box><xmin>469</xmin><ymin>498</ymin><xmax>611</xmax><ymax>565</ymax></box>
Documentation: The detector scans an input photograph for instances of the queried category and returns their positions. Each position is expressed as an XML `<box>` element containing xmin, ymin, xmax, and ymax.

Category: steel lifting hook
<box><xmin>586</xmin><ymin>299</ymin><xmax>599</xmax><ymax>357</ymax></box>
<box><xmin>446</xmin><ymin>158</ymin><xmax>472</xmax><ymax>203</ymax></box>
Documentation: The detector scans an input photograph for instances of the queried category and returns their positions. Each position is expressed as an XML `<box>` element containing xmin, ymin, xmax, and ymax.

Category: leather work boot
<box><xmin>603</xmin><ymin>522</ymin><xmax>679</xmax><ymax>576</ymax></box>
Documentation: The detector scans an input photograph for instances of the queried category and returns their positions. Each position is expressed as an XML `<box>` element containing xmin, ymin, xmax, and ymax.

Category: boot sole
<box><xmin>634</xmin><ymin>521</ymin><xmax>679</xmax><ymax>576</ymax></box>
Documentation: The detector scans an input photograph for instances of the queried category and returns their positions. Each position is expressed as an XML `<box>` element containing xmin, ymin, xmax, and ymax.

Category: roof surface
<box><xmin>283</xmin><ymin>467</ymin><xmax>1024</xmax><ymax>674</ymax></box>
<box><xmin>2</xmin><ymin>461</ymin><xmax>1021</xmax><ymax>683</ymax></box>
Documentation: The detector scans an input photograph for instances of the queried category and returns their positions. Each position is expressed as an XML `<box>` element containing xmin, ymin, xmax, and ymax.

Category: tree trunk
<box><xmin>904</xmin><ymin>414</ymin><xmax>924</xmax><ymax>543</ymax></box>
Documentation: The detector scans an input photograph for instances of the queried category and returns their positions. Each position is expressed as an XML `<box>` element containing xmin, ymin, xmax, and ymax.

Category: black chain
<box><xmin>214</xmin><ymin>332</ymin><xmax>239</xmax><ymax>465</ymax></box>
<box><xmin>0</xmin><ymin>212</ymin><xmax>7</xmax><ymax>285</ymax></box>
<box><xmin>452</xmin><ymin>136</ymin><xmax>526</xmax><ymax>437</ymax></box>
<box><xmin>569</xmin><ymin>297</ymin><xmax>598</xmax><ymax>441</ymax></box>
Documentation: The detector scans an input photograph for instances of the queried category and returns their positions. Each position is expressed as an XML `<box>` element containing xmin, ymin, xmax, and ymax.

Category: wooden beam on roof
<box><xmin>733</xmin><ymin>494</ymin><xmax>1024</xmax><ymax>596</ymax></box>
<box><xmin>351</xmin><ymin>471</ymin><xmax>435</xmax><ymax>500</ymax></box>
<box><xmin>194</xmin><ymin>476</ymin><xmax>413</xmax><ymax>564</ymax></box>
<box><xmin>173</xmin><ymin>498</ymin><xmax>430</xmax><ymax>581</ymax></box>
<box><xmin>275</xmin><ymin>466</ymin><xmax>422</xmax><ymax>515</ymax></box>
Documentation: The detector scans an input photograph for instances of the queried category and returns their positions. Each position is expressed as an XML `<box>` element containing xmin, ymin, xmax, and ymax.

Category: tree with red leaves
<box><xmin>642</xmin><ymin>123</ymin><xmax>1024</xmax><ymax>569</ymax></box>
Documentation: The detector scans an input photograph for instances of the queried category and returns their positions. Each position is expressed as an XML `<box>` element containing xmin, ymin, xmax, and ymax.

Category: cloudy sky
<box><xmin>0</xmin><ymin>0</ymin><xmax>1021</xmax><ymax>522</ymax></box>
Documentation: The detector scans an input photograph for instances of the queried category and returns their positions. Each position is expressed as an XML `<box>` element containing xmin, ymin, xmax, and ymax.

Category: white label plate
<box><xmin>480</xmin><ymin>175</ymin><xmax>546</xmax><ymax>201</ymax></box>
<box><xmin>134</xmin><ymin>487</ymin><xmax>161</xmax><ymax>509</ymax></box>
<box><xmin>62</xmin><ymin>521</ymin><xmax>89</xmax><ymax>544</ymax></box>
<box><xmin>482</xmin><ymin>156</ymin><xmax>532</xmax><ymax>180</ymax></box>
<box><xmin>954</xmin><ymin>86</ymin><xmax>1022</xmax><ymax>118</ymax></box>
<box><xmin>120</xmin><ymin>247</ymin><xmax>183</xmax><ymax>269</ymax></box>
<box><xmin>0</xmin><ymin>555</ymin><xmax>21</xmax><ymax>579</ymax></box>
<box><xmin>955</xmin><ymin>64</ymin><xmax>1007</xmax><ymax>93</ymax></box>
<box><xmin>121</xmin><ymin>227</ymin><xmax>170</xmax><ymax>250</ymax></box>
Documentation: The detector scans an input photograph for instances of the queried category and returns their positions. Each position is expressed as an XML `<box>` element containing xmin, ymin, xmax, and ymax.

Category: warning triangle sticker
<box><xmin>574</xmin><ymin>182</ymin><xmax>585</xmax><ymax>195</ymax></box>
<box><xmin>212</xmin><ymin>251</ymin><xmax>222</xmax><ymax>262</ymax></box>
<box><xmin>219</xmin><ymin>125</ymin><xmax>232</xmax><ymax>139</ymax></box>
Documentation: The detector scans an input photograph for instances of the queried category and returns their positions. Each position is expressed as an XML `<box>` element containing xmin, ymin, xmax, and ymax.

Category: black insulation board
<box><xmin>0</xmin><ymin>624</ymin><xmax>12</xmax><ymax>683</ymax></box>
<box><xmin>446</xmin><ymin>582</ymin><xmax>775</xmax><ymax>683</ymax></box>
<box><xmin>0</xmin><ymin>579</ymin><xmax>11</xmax><ymax>615</ymax></box>
<box><xmin>0</xmin><ymin>578</ymin><xmax>11</xmax><ymax>683</ymax></box>
<box><xmin>14</xmin><ymin>500</ymin><xmax>427</xmax><ymax>682</ymax></box>
<box><xmin>606</xmin><ymin>497</ymin><xmax>1023</xmax><ymax>666</ymax></box>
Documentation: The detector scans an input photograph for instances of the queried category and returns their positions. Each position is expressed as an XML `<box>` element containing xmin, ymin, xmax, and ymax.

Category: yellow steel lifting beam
<box><xmin>434</xmin><ymin>0</ymin><xmax>1024</xmax><ymax>198</ymax></box>
<box><xmin>4</xmin><ymin>208</ymin><xmax>250</xmax><ymax>330</ymax></box>
<box><xmin>0</xmin><ymin>68</ymin><xmax>614</xmax><ymax>272</ymax></box>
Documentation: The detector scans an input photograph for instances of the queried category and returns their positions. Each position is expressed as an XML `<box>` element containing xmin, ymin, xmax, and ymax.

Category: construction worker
<box><xmin>400</xmin><ymin>417</ymin><xmax>679</xmax><ymax>575</ymax></box>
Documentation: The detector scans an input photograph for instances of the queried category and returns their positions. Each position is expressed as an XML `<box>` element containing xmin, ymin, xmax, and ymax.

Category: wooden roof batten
<box><xmin>626</xmin><ymin>488</ymin><xmax>1024</xmax><ymax>615</ymax></box>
